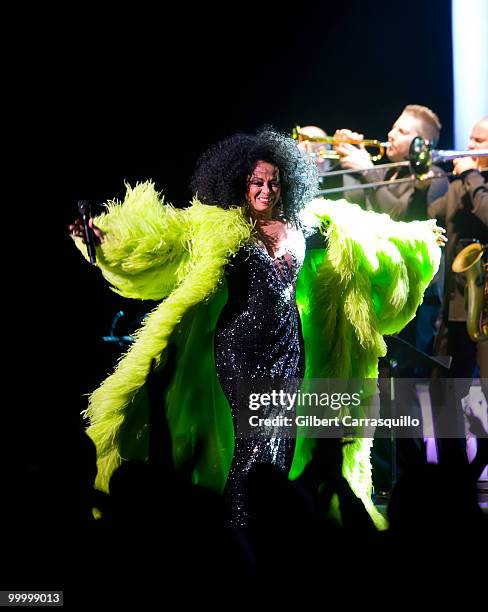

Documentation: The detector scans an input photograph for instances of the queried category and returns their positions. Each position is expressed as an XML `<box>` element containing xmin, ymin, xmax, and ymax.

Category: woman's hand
<box><xmin>432</xmin><ymin>225</ymin><xmax>447</xmax><ymax>247</ymax></box>
<box><xmin>68</xmin><ymin>218</ymin><xmax>105</xmax><ymax>245</ymax></box>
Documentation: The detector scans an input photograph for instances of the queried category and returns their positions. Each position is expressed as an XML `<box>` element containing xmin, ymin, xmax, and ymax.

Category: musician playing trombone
<box><xmin>333</xmin><ymin>104</ymin><xmax>448</xmax><ymax>220</ymax></box>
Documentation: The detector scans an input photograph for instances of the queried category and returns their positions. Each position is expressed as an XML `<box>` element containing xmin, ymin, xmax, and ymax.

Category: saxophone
<box><xmin>452</xmin><ymin>242</ymin><xmax>488</xmax><ymax>342</ymax></box>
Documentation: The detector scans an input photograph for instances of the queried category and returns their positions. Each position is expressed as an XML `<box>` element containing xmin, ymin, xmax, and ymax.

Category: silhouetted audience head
<box><xmin>388</xmin><ymin>463</ymin><xmax>483</xmax><ymax>540</ymax></box>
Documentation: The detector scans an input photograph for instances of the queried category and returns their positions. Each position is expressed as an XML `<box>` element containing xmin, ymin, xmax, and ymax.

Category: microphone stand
<box><xmin>381</xmin><ymin>335</ymin><xmax>451</xmax><ymax>491</ymax></box>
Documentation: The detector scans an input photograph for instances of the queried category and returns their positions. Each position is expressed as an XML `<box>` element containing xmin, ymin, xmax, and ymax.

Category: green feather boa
<box><xmin>74</xmin><ymin>182</ymin><xmax>441</xmax><ymax>530</ymax></box>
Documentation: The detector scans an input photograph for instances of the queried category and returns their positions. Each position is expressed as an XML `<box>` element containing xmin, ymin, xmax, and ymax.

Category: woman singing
<box><xmin>70</xmin><ymin>127</ymin><xmax>445</xmax><ymax>528</ymax></box>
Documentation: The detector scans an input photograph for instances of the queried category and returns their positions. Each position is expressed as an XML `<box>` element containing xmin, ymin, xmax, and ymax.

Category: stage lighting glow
<box><xmin>452</xmin><ymin>0</ymin><xmax>488</xmax><ymax>148</ymax></box>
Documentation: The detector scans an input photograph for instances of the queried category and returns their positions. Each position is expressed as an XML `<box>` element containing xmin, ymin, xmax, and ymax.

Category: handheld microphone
<box><xmin>77</xmin><ymin>199</ymin><xmax>97</xmax><ymax>265</ymax></box>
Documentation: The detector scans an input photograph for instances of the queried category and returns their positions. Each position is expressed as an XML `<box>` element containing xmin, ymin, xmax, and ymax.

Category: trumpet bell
<box><xmin>293</xmin><ymin>126</ymin><xmax>333</xmax><ymax>173</ymax></box>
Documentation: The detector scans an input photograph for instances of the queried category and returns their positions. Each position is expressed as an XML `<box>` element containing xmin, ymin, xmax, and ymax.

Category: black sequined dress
<box><xmin>214</xmin><ymin>229</ymin><xmax>306</xmax><ymax>525</ymax></box>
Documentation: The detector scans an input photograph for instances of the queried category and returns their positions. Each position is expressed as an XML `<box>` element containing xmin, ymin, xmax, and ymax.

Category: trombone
<box><xmin>313</xmin><ymin>136</ymin><xmax>488</xmax><ymax>196</ymax></box>
<box><xmin>293</xmin><ymin>125</ymin><xmax>390</xmax><ymax>162</ymax></box>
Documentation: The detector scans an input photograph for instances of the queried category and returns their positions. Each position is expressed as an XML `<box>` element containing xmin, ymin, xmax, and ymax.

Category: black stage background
<box><xmin>19</xmin><ymin>0</ymin><xmax>453</xmax><ymax>442</ymax></box>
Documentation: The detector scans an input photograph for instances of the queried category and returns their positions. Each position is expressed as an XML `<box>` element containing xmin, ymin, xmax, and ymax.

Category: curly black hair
<box><xmin>190</xmin><ymin>127</ymin><xmax>318</xmax><ymax>222</ymax></box>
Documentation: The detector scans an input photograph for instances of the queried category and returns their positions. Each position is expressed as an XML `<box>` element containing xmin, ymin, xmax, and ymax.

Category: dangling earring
<box><xmin>274</xmin><ymin>198</ymin><xmax>283</xmax><ymax>219</ymax></box>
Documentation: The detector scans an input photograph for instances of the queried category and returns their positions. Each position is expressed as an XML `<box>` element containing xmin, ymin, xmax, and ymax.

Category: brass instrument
<box><xmin>452</xmin><ymin>242</ymin><xmax>488</xmax><ymax>342</ymax></box>
<box><xmin>312</xmin><ymin>135</ymin><xmax>488</xmax><ymax>195</ymax></box>
<box><xmin>293</xmin><ymin>125</ymin><xmax>390</xmax><ymax>162</ymax></box>
<box><xmin>409</xmin><ymin>137</ymin><xmax>488</xmax><ymax>177</ymax></box>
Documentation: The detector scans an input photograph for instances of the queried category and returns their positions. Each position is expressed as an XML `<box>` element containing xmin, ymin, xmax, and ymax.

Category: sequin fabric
<box><xmin>215</xmin><ymin>227</ymin><xmax>306</xmax><ymax>526</ymax></box>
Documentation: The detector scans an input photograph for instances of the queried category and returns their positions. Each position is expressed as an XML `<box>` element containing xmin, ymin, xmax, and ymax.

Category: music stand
<box><xmin>381</xmin><ymin>335</ymin><xmax>452</xmax><ymax>489</ymax></box>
